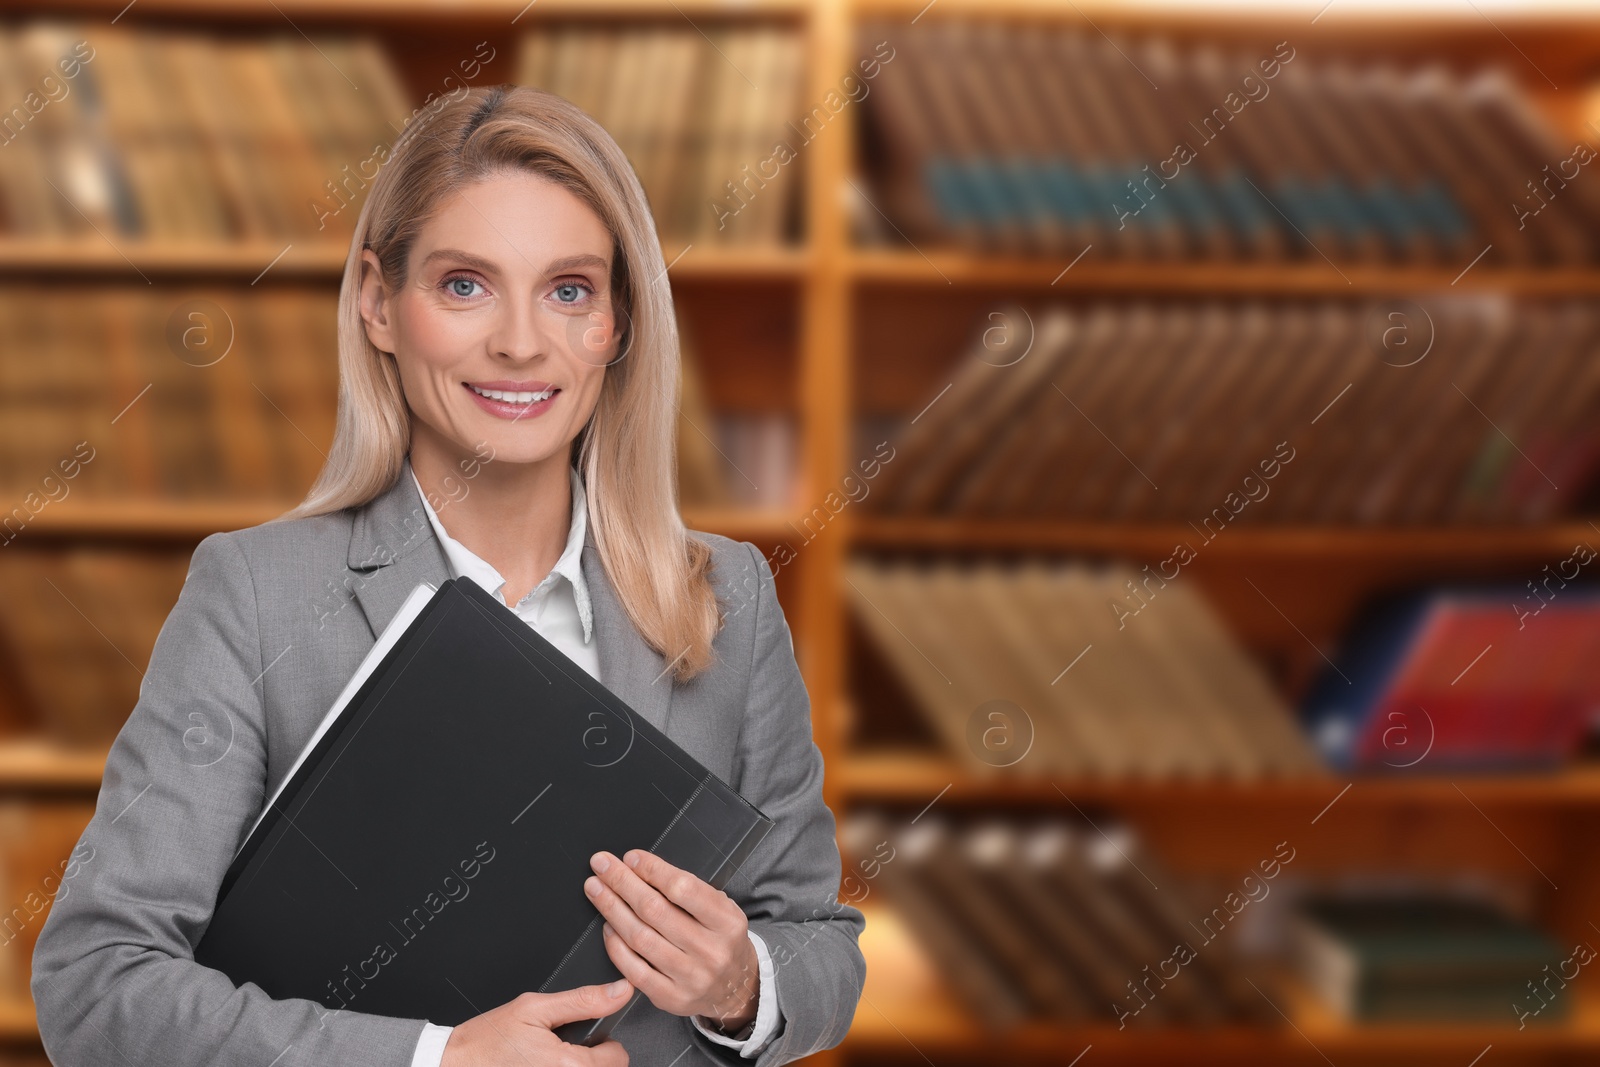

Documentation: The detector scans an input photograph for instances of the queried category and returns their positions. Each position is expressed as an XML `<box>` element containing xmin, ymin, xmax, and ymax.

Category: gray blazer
<box><xmin>30</xmin><ymin>456</ymin><xmax>866</xmax><ymax>1067</ymax></box>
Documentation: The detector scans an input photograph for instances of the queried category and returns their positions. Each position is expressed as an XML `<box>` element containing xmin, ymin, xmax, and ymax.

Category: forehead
<box><xmin>414</xmin><ymin>170</ymin><xmax>613</xmax><ymax>272</ymax></box>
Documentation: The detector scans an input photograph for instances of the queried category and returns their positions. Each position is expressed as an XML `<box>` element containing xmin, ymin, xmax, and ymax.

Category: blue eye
<box><xmin>554</xmin><ymin>283</ymin><xmax>590</xmax><ymax>304</ymax></box>
<box><xmin>444</xmin><ymin>275</ymin><xmax>483</xmax><ymax>299</ymax></box>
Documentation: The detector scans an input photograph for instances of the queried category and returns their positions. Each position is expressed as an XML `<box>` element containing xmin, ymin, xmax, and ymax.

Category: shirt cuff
<box><xmin>411</xmin><ymin>1021</ymin><xmax>453</xmax><ymax>1067</ymax></box>
<box><xmin>691</xmin><ymin>929</ymin><xmax>780</xmax><ymax>1057</ymax></box>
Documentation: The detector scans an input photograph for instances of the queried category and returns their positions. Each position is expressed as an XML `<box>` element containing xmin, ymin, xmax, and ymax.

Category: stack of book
<box><xmin>844</xmin><ymin>556</ymin><xmax>1321</xmax><ymax>780</ymax></box>
<box><xmin>1303</xmin><ymin>585</ymin><xmax>1600</xmax><ymax>770</ymax></box>
<box><xmin>0</xmin><ymin>286</ymin><xmax>339</xmax><ymax>502</ymax></box>
<box><xmin>0</xmin><ymin>546</ymin><xmax>190</xmax><ymax>750</ymax></box>
<box><xmin>0</xmin><ymin>797</ymin><xmax>99</xmax><ymax>1008</ymax></box>
<box><xmin>1289</xmin><ymin>892</ymin><xmax>1570</xmax><ymax>1023</ymax></box>
<box><xmin>0</xmin><ymin>288</ymin><xmax>734</xmax><ymax>509</ymax></box>
<box><xmin>865</xmin><ymin>299</ymin><xmax>1600</xmax><ymax>524</ymax></box>
<box><xmin>0</xmin><ymin>21</ymin><xmax>411</xmax><ymax>243</ymax></box>
<box><xmin>845</xmin><ymin>811</ymin><xmax>1281</xmax><ymax>1028</ymax></box>
<box><xmin>516</xmin><ymin>24</ymin><xmax>806</xmax><ymax>248</ymax></box>
<box><xmin>856</xmin><ymin>18</ymin><xmax>1600</xmax><ymax>265</ymax></box>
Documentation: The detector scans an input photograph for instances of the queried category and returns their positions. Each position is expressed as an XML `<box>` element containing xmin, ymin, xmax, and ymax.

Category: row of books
<box><xmin>1305</xmin><ymin>584</ymin><xmax>1600</xmax><ymax>770</ymax></box>
<box><xmin>857</xmin><ymin>19</ymin><xmax>1597</xmax><ymax>265</ymax></box>
<box><xmin>843</xmin><ymin>811</ymin><xmax>1280</xmax><ymax>1028</ymax></box>
<box><xmin>1290</xmin><ymin>891</ymin><xmax>1569</xmax><ymax>1023</ymax></box>
<box><xmin>0</xmin><ymin>548</ymin><xmax>190</xmax><ymax>751</ymax></box>
<box><xmin>0</xmin><ymin>798</ymin><xmax>97</xmax><ymax>1010</ymax></box>
<box><xmin>0</xmin><ymin>22</ymin><xmax>412</xmax><ymax>242</ymax></box>
<box><xmin>0</xmin><ymin>287</ymin><xmax>766</xmax><ymax>509</ymax></box>
<box><xmin>845</xmin><ymin>556</ymin><xmax>1321</xmax><ymax>780</ymax></box>
<box><xmin>868</xmin><ymin>299</ymin><xmax>1600</xmax><ymax>524</ymax></box>
<box><xmin>0</xmin><ymin>287</ymin><xmax>339</xmax><ymax>502</ymax></box>
<box><xmin>517</xmin><ymin>24</ymin><xmax>805</xmax><ymax>247</ymax></box>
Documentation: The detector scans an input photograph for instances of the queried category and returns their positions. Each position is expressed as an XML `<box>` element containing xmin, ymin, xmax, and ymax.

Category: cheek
<box><xmin>396</xmin><ymin>296</ymin><xmax>479</xmax><ymax>361</ymax></box>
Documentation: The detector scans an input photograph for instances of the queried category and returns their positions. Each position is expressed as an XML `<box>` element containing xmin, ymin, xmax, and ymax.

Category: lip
<box><xmin>462</xmin><ymin>380</ymin><xmax>560</xmax><ymax>420</ymax></box>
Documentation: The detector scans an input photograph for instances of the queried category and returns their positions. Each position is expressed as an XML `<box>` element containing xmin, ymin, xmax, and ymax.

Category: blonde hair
<box><xmin>282</xmin><ymin>84</ymin><xmax>723</xmax><ymax>683</ymax></box>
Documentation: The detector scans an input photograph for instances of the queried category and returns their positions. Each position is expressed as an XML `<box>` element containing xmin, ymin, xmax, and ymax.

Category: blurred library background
<box><xmin>0</xmin><ymin>0</ymin><xmax>1599</xmax><ymax>1063</ymax></box>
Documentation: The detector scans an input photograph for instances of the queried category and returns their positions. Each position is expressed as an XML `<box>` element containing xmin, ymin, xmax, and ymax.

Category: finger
<box><xmin>590</xmin><ymin>852</ymin><xmax>700</xmax><ymax>947</ymax></box>
<box><xmin>602</xmin><ymin>920</ymin><xmax>677</xmax><ymax>1003</ymax></box>
<box><xmin>520</xmin><ymin>979</ymin><xmax>632</xmax><ymax>1029</ymax></box>
<box><xmin>586</xmin><ymin>1038</ymin><xmax>630</xmax><ymax>1067</ymax></box>
<box><xmin>621</xmin><ymin>849</ymin><xmax>735</xmax><ymax>930</ymax></box>
<box><xmin>587</xmin><ymin>872</ymin><xmax>692</xmax><ymax>972</ymax></box>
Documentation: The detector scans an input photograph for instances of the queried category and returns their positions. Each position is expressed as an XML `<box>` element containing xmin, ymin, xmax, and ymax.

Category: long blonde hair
<box><xmin>282</xmin><ymin>84</ymin><xmax>723</xmax><ymax>683</ymax></box>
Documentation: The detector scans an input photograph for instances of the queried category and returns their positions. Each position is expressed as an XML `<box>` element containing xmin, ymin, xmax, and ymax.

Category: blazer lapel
<box><xmin>344</xmin><ymin>455</ymin><xmax>676</xmax><ymax>736</ymax></box>
<box><xmin>346</xmin><ymin>456</ymin><xmax>451</xmax><ymax>640</ymax></box>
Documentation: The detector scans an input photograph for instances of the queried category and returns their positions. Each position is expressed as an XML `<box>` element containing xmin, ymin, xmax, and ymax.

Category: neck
<box><xmin>408</xmin><ymin>429</ymin><xmax>574</xmax><ymax>608</ymax></box>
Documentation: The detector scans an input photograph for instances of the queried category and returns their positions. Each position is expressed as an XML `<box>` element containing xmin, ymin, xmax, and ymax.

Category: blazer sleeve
<box><xmin>698</xmin><ymin>542</ymin><xmax>866</xmax><ymax>1066</ymax></box>
<box><xmin>29</xmin><ymin>531</ymin><xmax>429</xmax><ymax>1067</ymax></box>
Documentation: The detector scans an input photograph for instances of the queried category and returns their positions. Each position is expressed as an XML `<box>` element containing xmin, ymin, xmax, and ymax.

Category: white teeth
<box><xmin>470</xmin><ymin>384</ymin><xmax>555</xmax><ymax>403</ymax></box>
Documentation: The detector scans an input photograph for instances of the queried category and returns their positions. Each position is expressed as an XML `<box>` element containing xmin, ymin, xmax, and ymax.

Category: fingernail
<box><xmin>625</xmin><ymin>851</ymin><xmax>640</xmax><ymax>868</ymax></box>
<box><xmin>607</xmin><ymin>979</ymin><xmax>629</xmax><ymax>998</ymax></box>
<box><xmin>585</xmin><ymin>877</ymin><xmax>601</xmax><ymax>897</ymax></box>
<box><xmin>592</xmin><ymin>853</ymin><xmax>610</xmax><ymax>874</ymax></box>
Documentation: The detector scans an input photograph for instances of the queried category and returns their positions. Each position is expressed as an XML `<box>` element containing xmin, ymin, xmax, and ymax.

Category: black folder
<box><xmin>194</xmin><ymin>576</ymin><xmax>774</xmax><ymax>1044</ymax></box>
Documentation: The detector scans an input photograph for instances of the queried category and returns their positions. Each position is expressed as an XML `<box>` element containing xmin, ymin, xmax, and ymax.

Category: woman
<box><xmin>30</xmin><ymin>84</ymin><xmax>865</xmax><ymax>1067</ymax></box>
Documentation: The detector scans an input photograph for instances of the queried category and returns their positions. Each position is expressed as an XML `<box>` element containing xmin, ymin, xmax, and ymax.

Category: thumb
<box><xmin>524</xmin><ymin>979</ymin><xmax>634</xmax><ymax>1030</ymax></box>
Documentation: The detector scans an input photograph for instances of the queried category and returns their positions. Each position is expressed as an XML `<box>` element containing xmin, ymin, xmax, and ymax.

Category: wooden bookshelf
<box><xmin>837</xmin><ymin>749</ymin><xmax>1600</xmax><ymax>809</ymax></box>
<box><xmin>3</xmin><ymin>0</ymin><xmax>1599</xmax><ymax>1063</ymax></box>
<box><xmin>847</xmin><ymin>249</ymin><xmax>1600</xmax><ymax>295</ymax></box>
<box><xmin>851</xmin><ymin>901</ymin><xmax>1600</xmax><ymax>1063</ymax></box>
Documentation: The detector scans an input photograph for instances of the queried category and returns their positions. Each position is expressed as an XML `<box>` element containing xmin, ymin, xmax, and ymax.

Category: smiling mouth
<box><xmin>466</xmin><ymin>384</ymin><xmax>558</xmax><ymax>404</ymax></box>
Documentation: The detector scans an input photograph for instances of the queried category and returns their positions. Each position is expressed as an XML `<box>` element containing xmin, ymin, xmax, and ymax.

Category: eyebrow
<box><xmin>418</xmin><ymin>248</ymin><xmax>610</xmax><ymax>276</ymax></box>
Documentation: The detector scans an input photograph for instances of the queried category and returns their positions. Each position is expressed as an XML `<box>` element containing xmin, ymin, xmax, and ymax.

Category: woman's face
<box><xmin>359</xmin><ymin>169</ymin><xmax>618</xmax><ymax>471</ymax></box>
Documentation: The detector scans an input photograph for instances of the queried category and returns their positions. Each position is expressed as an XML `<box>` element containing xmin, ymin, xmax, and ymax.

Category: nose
<box><xmin>487</xmin><ymin>293</ymin><xmax>549</xmax><ymax>363</ymax></box>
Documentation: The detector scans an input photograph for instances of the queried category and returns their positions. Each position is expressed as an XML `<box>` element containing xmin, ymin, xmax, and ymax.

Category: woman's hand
<box><xmin>585</xmin><ymin>849</ymin><xmax>760</xmax><ymax>1033</ymax></box>
<box><xmin>439</xmin><ymin>980</ymin><xmax>632</xmax><ymax>1067</ymax></box>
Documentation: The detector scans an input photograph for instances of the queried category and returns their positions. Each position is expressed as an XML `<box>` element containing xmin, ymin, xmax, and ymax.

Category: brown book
<box><xmin>855</xmin><ymin>22</ymin><xmax>965</xmax><ymax>248</ymax></box>
<box><xmin>1010</xmin><ymin>307</ymin><xmax>1164</xmax><ymax>517</ymax></box>
<box><xmin>675</xmin><ymin>315</ymin><xmax>731</xmax><ymax>508</ymax></box>
<box><xmin>961</xmin><ymin>307</ymin><xmax>1126</xmax><ymax>516</ymax></box>
<box><xmin>1056</xmin><ymin>305</ymin><xmax>1197</xmax><ymax>517</ymax></box>
<box><xmin>846</xmin><ymin>813</ymin><xmax>1034</xmax><ymax>1029</ymax></box>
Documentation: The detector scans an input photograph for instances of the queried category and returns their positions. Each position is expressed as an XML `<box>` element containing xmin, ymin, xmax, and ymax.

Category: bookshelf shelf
<box><xmin>0</xmin><ymin>998</ymin><xmax>37</xmax><ymax>1042</ymax></box>
<box><xmin>848</xmin><ymin>901</ymin><xmax>1600</xmax><ymax>1062</ymax></box>
<box><xmin>40</xmin><ymin>0</ymin><xmax>812</xmax><ymax>19</ymax></box>
<box><xmin>0</xmin><ymin>739</ymin><xmax>108</xmax><ymax>792</ymax></box>
<box><xmin>0</xmin><ymin>240</ymin><xmax>352</xmax><ymax>280</ymax></box>
<box><xmin>846</xmin><ymin>250</ymin><xmax>1600</xmax><ymax>296</ymax></box>
<box><xmin>16</xmin><ymin>500</ymin><xmax>802</xmax><ymax>544</ymax></box>
<box><xmin>851</xmin><ymin>517</ymin><xmax>1600</xmax><ymax>560</ymax></box>
<box><xmin>838</xmin><ymin>750</ymin><xmax>1600</xmax><ymax>809</ymax></box>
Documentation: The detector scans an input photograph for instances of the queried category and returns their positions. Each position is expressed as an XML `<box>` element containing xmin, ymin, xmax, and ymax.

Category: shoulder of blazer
<box><xmin>686</xmin><ymin>528</ymin><xmax>772</xmax><ymax>638</ymax></box>
<box><xmin>217</xmin><ymin>507</ymin><xmax>361</xmax><ymax>580</ymax></box>
<box><xmin>686</xmin><ymin>527</ymin><xmax>763</xmax><ymax>592</ymax></box>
